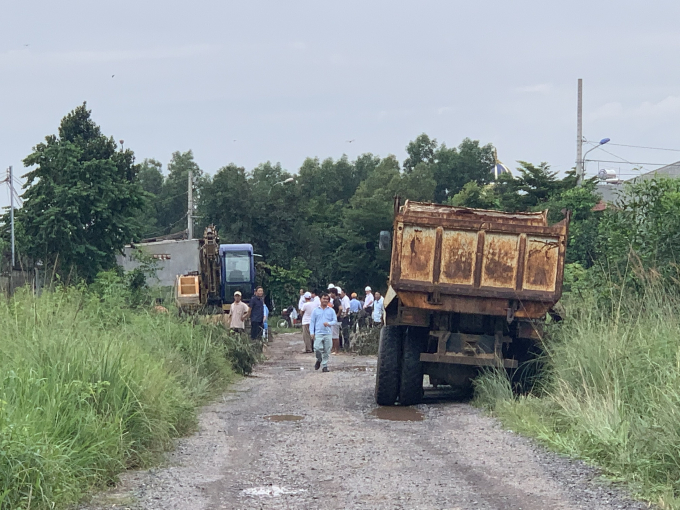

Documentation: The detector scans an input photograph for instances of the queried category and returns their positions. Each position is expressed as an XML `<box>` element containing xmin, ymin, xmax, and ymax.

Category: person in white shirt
<box><xmin>300</xmin><ymin>292</ymin><xmax>319</xmax><ymax>353</ymax></box>
<box><xmin>363</xmin><ymin>286</ymin><xmax>374</xmax><ymax>311</ymax></box>
<box><xmin>338</xmin><ymin>287</ymin><xmax>351</xmax><ymax>350</ymax></box>
<box><xmin>372</xmin><ymin>291</ymin><xmax>385</xmax><ymax>325</ymax></box>
<box><xmin>229</xmin><ymin>291</ymin><xmax>250</xmax><ymax>333</ymax></box>
<box><xmin>297</xmin><ymin>288</ymin><xmax>306</xmax><ymax>313</ymax></box>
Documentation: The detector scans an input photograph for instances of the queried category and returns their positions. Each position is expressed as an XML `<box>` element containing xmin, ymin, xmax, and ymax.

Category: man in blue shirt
<box><xmin>349</xmin><ymin>292</ymin><xmax>361</xmax><ymax>313</ymax></box>
<box><xmin>309</xmin><ymin>292</ymin><xmax>338</xmax><ymax>372</ymax></box>
<box><xmin>246</xmin><ymin>286</ymin><xmax>265</xmax><ymax>340</ymax></box>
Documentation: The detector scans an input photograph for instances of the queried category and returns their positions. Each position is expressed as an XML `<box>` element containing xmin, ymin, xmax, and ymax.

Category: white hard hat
<box><xmin>327</xmin><ymin>283</ymin><xmax>335</xmax><ymax>289</ymax></box>
<box><xmin>336</xmin><ymin>287</ymin><xmax>343</xmax><ymax>294</ymax></box>
<box><xmin>304</xmin><ymin>292</ymin><xmax>311</xmax><ymax>299</ymax></box>
<box><xmin>365</xmin><ymin>286</ymin><xmax>372</xmax><ymax>292</ymax></box>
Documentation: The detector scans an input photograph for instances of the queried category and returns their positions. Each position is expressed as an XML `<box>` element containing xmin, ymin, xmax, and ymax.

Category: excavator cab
<box><xmin>220</xmin><ymin>244</ymin><xmax>255</xmax><ymax>309</ymax></box>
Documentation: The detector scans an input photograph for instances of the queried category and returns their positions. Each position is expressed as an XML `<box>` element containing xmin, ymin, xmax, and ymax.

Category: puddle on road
<box><xmin>334</xmin><ymin>365</ymin><xmax>372</xmax><ymax>372</ymax></box>
<box><xmin>264</xmin><ymin>414</ymin><xmax>304</xmax><ymax>422</ymax></box>
<box><xmin>370</xmin><ymin>407</ymin><xmax>424</xmax><ymax>422</ymax></box>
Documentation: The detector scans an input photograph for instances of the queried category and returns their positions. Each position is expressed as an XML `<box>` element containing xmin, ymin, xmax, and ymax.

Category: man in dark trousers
<box><xmin>246</xmin><ymin>286</ymin><xmax>265</xmax><ymax>341</ymax></box>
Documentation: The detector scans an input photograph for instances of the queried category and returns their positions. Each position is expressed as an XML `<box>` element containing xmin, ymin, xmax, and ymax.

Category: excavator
<box><xmin>175</xmin><ymin>225</ymin><xmax>256</xmax><ymax>314</ymax></box>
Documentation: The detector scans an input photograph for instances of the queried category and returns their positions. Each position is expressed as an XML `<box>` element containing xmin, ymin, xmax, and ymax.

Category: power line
<box><xmin>584</xmin><ymin>140</ymin><xmax>680</xmax><ymax>153</ymax></box>
<box><xmin>585</xmin><ymin>159</ymin><xmax>669</xmax><ymax>166</ymax></box>
<box><xmin>607</xmin><ymin>142</ymin><xmax>680</xmax><ymax>153</ymax></box>
<box><xmin>594</xmin><ymin>147</ymin><xmax>635</xmax><ymax>166</ymax></box>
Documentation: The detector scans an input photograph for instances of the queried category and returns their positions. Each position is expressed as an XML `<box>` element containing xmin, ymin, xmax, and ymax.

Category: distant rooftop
<box><xmin>632</xmin><ymin>161</ymin><xmax>680</xmax><ymax>182</ymax></box>
<box><xmin>596</xmin><ymin>161</ymin><xmax>680</xmax><ymax>204</ymax></box>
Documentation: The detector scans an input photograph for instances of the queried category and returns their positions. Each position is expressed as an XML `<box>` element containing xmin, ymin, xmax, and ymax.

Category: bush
<box><xmin>352</xmin><ymin>326</ymin><xmax>381</xmax><ymax>355</ymax></box>
<box><xmin>475</xmin><ymin>282</ymin><xmax>680</xmax><ymax>508</ymax></box>
<box><xmin>0</xmin><ymin>275</ymin><xmax>260</xmax><ymax>509</ymax></box>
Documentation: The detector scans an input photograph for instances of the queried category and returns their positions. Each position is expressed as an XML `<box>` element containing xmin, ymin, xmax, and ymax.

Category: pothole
<box><xmin>370</xmin><ymin>407</ymin><xmax>424</xmax><ymax>422</ymax></box>
<box><xmin>264</xmin><ymin>414</ymin><xmax>304</xmax><ymax>422</ymax></box>
<box><xmin>333</xmin><ymin>365</ymin><xmax>372</xmax><ymax>372</ymax></box>
<box><xmin>242</xmin><ymin>486</ymin><xmax>307</xmax><ymax>497</ymax></box>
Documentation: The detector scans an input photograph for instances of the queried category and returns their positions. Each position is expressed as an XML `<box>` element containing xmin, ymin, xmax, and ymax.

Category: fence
<box><xmin>0</xmin><ymin>270</ymin><xmax>37</xmax><ymax>297</ymax></box>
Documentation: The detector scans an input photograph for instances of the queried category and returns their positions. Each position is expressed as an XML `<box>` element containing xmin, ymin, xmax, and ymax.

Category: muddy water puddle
<box><xmin>264</xmin><ymin>414</ymin><xmax>304</xmax><ymax>422</ymax></box>
<box><xmin>370</xmin><ymin>407</ymin><xmax>424</xmax><ymax>422</ymax></box>
<box><xmin>334</xmin><ymin>365</ymin><xmax>372</xmax><ymax>372</ymax></box>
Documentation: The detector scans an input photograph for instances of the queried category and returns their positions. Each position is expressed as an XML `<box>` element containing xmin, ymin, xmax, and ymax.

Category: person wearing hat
<box><xmin>300</xmin><ymin>291</ymin><xmax>317</xmax><ymax>353</ymax></box>
<box><xmin>363</xmin><ymin>286</ymin><xmax>374</xmax><ymax>312</ymax></box>
<box><xmin>229</xmin><ymin>291</ymin><xmax>249</xmax><ymax>334</ymax></box>
<box><xmin>348</xmin><ymin>292</ymin><xmax>362</xmax><ymax>336</ymax></box>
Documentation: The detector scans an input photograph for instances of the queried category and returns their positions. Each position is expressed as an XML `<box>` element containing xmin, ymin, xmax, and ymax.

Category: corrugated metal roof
<box><xmin>633</xmin><ymin>161</ymin><xmax>680</xmax><ymax>181</ymax></box>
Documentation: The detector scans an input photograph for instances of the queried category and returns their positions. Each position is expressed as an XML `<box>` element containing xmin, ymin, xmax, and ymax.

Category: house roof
<box><xmin>632</xmin><ymin>161</ymin><xmax>680</xmax><ymax>181</ymax></box>
<box><xmin>596</xmin><ymin>161</ymin><xmax>680</xmax><ymax>205</ymax></box>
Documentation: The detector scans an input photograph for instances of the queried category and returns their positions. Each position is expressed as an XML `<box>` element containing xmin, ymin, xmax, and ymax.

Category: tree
<box><xmin>157</xmin><ymin>150</ymin><xmax>202</xmax><ymax>234</ymax></box>
<box><xmin>19</xmin><ymin>103</ymin><xmax>145</xmax><ymax>281</ymax></box>
<box><xmin>198</xmin><ymin>163</ymin><xmax>253</xmax><ymax>243</ymax></box>
<box><xmin>432</xmin><ymin>139</ymin><xmax>495</xmax><ymax>203</ymax></box>
<box><xmin>449</xmin><ymin>181</ymin><xmax>500</xmax><ymax>210</ymax></box>
<box><xmin>404</xmin><ymin>134</ymin><xmax>437</xmax><ymax>173</ymax></box>
<box><xmin>137</xmin><ymin>158</ymin><xmax>164</xmax><ymax>237</ymax></box>
<box><xmin>495</xmin><ymin>161</ymin><xmax>561</xmax><ymax>212</ymax></box>
<box><xmin>137</xmin><ymin>158</ymin><xmax>163</xmax><ymax>196</ymax></box>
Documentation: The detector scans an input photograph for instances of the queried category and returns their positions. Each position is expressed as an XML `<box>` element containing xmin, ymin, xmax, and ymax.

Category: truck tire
<box><xmin>375</xmin><ymin>325</ymin><xmax>404</xmax><ymax>406</ymax></box>
<box><xmin>399</xmin><ymin>327</ymin><xmax>428</xmax><ymax>406</ymax></box>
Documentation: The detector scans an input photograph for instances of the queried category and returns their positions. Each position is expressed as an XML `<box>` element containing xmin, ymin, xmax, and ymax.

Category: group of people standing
<box><xmin>228</xmin><ymin>286</ymin><xmax>268</xmax><ymax>340</ymax></box>
<box><xmin>227</xmin><ymin>283</ymin><xmax>386</xmax><ymax>373</ymax></box>
<box><xmin>297</xmin><ymin>284</ymin><xmax>385</xmax><ymax>372</ymax></box>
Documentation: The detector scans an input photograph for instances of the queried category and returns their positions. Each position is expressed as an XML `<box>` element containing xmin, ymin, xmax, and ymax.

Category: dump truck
<box><xmin>175</xmin><ymin>225</ymin><xmax>256</xmax><ymax>314</ymax></box>
<box><xmin>376</xmin><ymin>198</ymin><xmax>570</xmax><ymax>406</ymax></box>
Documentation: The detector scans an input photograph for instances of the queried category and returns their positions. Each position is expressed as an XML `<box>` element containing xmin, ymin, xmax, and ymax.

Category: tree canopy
<box><xmin>4</xmin><ymin>103</ymin><xmax>611</xmax><ymax>298</ymax></box>
<box><xmin>18</xmin><ymin>103</ymin><xmax>146</xmax><ymax>281</ymax></box>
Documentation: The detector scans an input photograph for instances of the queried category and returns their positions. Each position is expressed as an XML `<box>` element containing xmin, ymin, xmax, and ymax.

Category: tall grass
<box><xmin>0</xmin><ymin>277</ymin><xmax>259</xmax><ymax>509</ymax></box>
<box><xmin>474</xmin><ymin>282</ymin><xmax>680</xmax><ymax>508</ymax></box>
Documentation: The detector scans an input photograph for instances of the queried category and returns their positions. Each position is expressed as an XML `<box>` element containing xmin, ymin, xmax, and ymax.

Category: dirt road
<box><xmin>87</xmin><ymin>332</ymin><xmax>646</xmax><ymax>510</ymax></box>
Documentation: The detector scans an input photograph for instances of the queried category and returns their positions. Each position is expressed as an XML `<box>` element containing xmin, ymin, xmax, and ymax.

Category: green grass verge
<box><xmin>0</xmin><ymin>278</ymin><xmax>261</xmax><ymax>509</ymax></box>
<box><xmin>473</xmin><ymin>287</ymin><xmax>680</xmax><ymax>509</ymax></box>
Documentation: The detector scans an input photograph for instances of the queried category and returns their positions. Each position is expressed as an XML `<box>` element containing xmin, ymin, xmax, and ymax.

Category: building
<box><xmin>596</xmin><ymin>160</ymin><xmax>680</xmax><ymax>207</ymax></box>
<box><xmin>117</xmin><ymin>239</ymin><xmax>199</xmax><ymax>287</ymax></box>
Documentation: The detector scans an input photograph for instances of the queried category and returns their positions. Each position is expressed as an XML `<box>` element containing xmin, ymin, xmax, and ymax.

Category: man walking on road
<box><xmin>310</xmin><ymin>292</ymin><xmax>337</xmax><ymax>372</ymax></box>
<box><xmin>245</xmin><ymin>286</ymin><xmax>265</xmax><ymax>341</ymax></box>
<box><xmin>300</xmin><ymin>292</ymin><xmax>317</xmax><ymax>353</ymax></box>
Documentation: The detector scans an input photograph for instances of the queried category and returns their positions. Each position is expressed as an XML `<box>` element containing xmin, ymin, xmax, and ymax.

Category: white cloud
<box><xmin>437</xmin><ymin>106</ymin><xmax>453</xmax><ymax>115</ymax></box>
<box><xmin>288</xmin><ymin>41</ymin><xmax>306</xmax><ymax>50</ymax></box>
<box><xmin>588</xmin><ymin>96</ymin><xmax>680</xmax><ymax>122</ymax></box>
<box><xmin>516</xmin><ymin>83</ymin><xmax>551</xmax><ymax>94</ymax></box>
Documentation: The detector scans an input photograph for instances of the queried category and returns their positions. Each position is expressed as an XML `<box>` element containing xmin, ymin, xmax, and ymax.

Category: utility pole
<box><xmin>6</xmin><ymin>165</ymin><xmax>15</xmax><ymax>296</ymax></box>
<box><xmin>187</xmin><ymin>169</ymin><xmax>193</xmax><ymax>239</ymax></box>
<box><xmin>576</xmin><ymin>78</ymin><xmax>583</xmax><ymax>185</ymax></box>
<box><xmin>9</xmin><ymin>166</ymin><xmax>15</xmax><ymax>269</ymax></box>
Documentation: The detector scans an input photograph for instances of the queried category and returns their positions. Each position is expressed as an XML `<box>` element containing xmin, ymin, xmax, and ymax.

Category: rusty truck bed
<box><xmin>387</xmin><ymin>200</ymin><xmax>569</xmax><ymax>320</ymax></box>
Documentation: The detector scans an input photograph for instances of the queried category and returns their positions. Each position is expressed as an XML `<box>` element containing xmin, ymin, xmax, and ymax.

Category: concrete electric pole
<box><xmin>576</xmin><ymin>79</ymin><xmax>583</xmax><ymax>185</ymax></box>
<box><xmin>9</xmin><ymin>165</ymin><xmax>15</xmax><ymax>269</ymax></box>
<box><xmin>187</xmin><ymin>169</ymin><xmax>194</xmax><ymax>240</ymax></box>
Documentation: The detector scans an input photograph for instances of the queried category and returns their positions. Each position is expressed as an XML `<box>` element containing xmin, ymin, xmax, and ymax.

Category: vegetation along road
<box><xmin>84</xmin><ymin>332</ymin><xmax>645</xmax><ymax>510</ymax></box>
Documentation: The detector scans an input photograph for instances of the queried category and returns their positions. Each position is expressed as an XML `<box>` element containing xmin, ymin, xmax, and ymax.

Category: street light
<box><xmin>577</xmin><ymin>138</ymin><xmax>610</xmax><ymax>185</ymax></box>
<box><xmin>268</xmin><ymin>177</ymin><xmax>295</xmax><ymax>195</ymax></box>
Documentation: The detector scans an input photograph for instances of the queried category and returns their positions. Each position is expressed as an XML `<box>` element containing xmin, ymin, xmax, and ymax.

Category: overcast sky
<box><xmin>3</xmin><ymin>0</ymin><xmax>680</xmax><ymax>209</ymax></box>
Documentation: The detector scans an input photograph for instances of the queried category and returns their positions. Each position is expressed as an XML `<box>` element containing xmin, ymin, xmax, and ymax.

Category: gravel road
<box><xmin>85</xmin><ymin>331</ymin><xmax>648</xmax><ymax>510</ymax></box>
